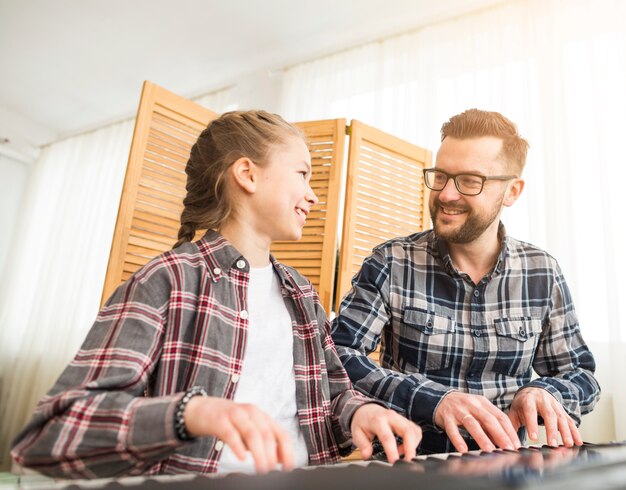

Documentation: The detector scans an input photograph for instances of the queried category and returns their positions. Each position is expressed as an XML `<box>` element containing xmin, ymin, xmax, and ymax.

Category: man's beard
<box><xmin>430</xmin><ymin>196</ymin><xmax>503</xmax><ymax>244</ymax></box>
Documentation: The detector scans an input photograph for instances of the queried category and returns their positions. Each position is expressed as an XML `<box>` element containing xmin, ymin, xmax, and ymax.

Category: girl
<box><xmin>11</xmin><ymin>110</ymin><xmax>421</xmax><ymax>478</ymax></box>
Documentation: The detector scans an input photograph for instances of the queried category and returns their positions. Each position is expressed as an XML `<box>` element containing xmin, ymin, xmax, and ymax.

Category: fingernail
<box><xmin>504</xmin><ymin>444</ymin><xmax>513</xmax><ymax>451</ymax></box>
<box><xmin>551</xmin><ymin>438</ymin><xmax>558</xmax><ymax>447</ymax></box>
<box><xmin>530</xmin><ymin>432</ymin><xmax>538</xmax><ymax>440</ymax></box>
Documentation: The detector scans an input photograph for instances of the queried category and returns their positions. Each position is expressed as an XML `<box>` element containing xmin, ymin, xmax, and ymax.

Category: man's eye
<box><xmin>458</xmin><ymin>176</ymin><xmax>482</xmax><ymax>188</ymax></box>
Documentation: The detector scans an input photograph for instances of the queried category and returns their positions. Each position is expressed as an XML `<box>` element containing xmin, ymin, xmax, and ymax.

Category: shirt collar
<box><xmin>196</xmin><ymin>230</ymin><xmax>302</xmax><ymax>291</ymax></box>
<box><xmin>433</xmin><ymin>222</ymin><xmax>510</xmax><ymax>277</ymax></box>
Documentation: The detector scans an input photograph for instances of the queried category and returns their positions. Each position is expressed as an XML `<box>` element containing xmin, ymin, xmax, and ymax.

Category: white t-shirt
<box><xmin>217</xmin><ymin>263</ymin><xmax>309</xmax><ymax>474</ymax></box>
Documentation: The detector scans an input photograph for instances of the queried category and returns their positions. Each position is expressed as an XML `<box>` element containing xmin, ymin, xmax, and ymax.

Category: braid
<box><xmin>173</xmin><ymin>222</ymin><xmax>198</xmax><ymax>249</ymax></box>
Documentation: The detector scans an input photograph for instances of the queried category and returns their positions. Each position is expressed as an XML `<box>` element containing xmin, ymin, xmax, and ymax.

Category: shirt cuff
<box><xmin>126</xmin><ymin>395</ymin><xmax>184</xmax><ymax>453</ymax></box>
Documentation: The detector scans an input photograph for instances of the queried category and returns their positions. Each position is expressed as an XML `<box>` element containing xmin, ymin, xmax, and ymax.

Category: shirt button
<box><xmin>468</xmin><ymin>372</ymin><xmax>476</xmax><ymax>378</ymax></box>
<box><xmin>236</xmin><ymin>259</ymin><xmax>246</xmax><ymax>269</ymax></box>
<box><xmin>473</xmin><ymin>290</ymin><xmax>480</xmax><ymax>297</ymax></box>
<box><xmin>215</xmin><ymin>440</ymin><xmax>224</xmax><ymax>451</ymax></box>
<box><xmin>231</xmin><ymin>373</ymin><xmax>240</xmax><ymax>383</ymax></box>
<box><xmin>473</xmin><ymin>329</ymin><xmax>481</xmax><ymax>337</ymax></box>
<box><xmin>519</xmin><ymin>327</ymin><xmax>526</xmax><ymax>337</ymax></box>
<box><xmin>213</xmin><ymin>267</ymin><xmax>221</xmax><ymax>275</ymax></box>
<box><xmin>240</xmin><ymin>310</ymin><xmax>249</xmax><ymax>320</ymax></box>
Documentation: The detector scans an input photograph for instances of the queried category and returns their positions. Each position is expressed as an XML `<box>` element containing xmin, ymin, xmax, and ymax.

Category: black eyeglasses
<box><xmin>423</xmin><ymin>168</ymin><xmax>518</xmax><ymax>196</ymax></box>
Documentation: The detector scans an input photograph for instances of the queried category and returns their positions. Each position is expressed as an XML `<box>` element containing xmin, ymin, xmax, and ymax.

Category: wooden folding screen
<box><xmin>101</xmin><ymin>82</ymin><xmax>218</xmax><ymax>305</ymax></box>
<box><xmin>336</xmin><ymin>120</ymin><xmax>431</xmax><ymax>311</ymax></box>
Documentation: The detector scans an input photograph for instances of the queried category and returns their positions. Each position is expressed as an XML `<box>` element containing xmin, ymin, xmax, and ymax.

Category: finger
<box><xmin>461</xmin><ymin>416</ymin><xmax>495</xmax><ymax>452</ymax></box>
<box><xmin>541</xmin><ymin>407</ymin><xmax>560</xmax><ymax>447</ymax></box>
<box><xmin>352</xmin><ymin>427</ymin><xmax>373</xmax><ymax>460</ymax></box>
<box><xmin>568</xmin><ymin>417</ymin><xmax>583</xmax><ymax>446</ymax></box>
<box><xmin>396</xmin><ymin>421</ymin><xmax>421</xmax><ymax>461</ymax></box>
<box><xmin>556</xmin><ymin>412</ymin><xmax>574</xmax><ymax>447</ymax></box>
<box><xmin>219</xmin><ymin>421</ymin><xmax>248</xmax><ymax>461</ymax></box>
<box><xmin>495</xmin><ymin>411</ymin><xmax>522</xmax><ymax>449</ymax></box>
<box><xmin>471</xmin><ymin>409</ymin><xmax>518</xmax><ymax>450</ymax></box>
<box><xmin>377</xmin><ymin>425</ymin><xmax>400</xmax><ymax>464</ymax></box>
<box><xmin>232</xmin><ymin>410</ymin><xmax>269</xmax><ymax>473</ymax></box>
<box><xmin>521</xmin><ymin>401</ymin><xmax>540</xmax><ymax>442</ymax></box>
<box><xmin>254</xmin><ymin>412</ymin><xmax>281</xmax><ymax>472</ymax></box>
<box><xmin>508</xmin><ymin>408</ymin><xmax>522</xmax><ymax>431</ymax></box>
<box><xmin>444</xmin><ymin>418</ymin><xmax>469</xmax><ymax>453</ymax></box>
<box><xmin>269</xmin><ymin>418</ymin><xmax>294</xmax><ymax>471</ymax></box>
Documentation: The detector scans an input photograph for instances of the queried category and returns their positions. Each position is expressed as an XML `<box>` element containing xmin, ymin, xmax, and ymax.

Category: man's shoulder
<box><xmin>505</xmin><ymin>235</ymin><xmax>560</xmax><ymax>269</ymax></box>
<box><xmin>372</xmin><ymin>229</ymin><xmax>435</xmax><ymax>255</ymax></box>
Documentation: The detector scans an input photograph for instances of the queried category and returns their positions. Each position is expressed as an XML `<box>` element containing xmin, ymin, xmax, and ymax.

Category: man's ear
<box><xmin>230</xmin><ymin>157</ymin><xmax>257</xmax><ymax>194</ymax></box>
<box><xmin>503</xmin><ymin>178</ymin><xmax>525</xmax><ymax>207</ymax></box>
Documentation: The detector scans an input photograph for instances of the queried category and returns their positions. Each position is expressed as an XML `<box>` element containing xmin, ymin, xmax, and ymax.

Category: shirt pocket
<box><xmin>400</xmin><ymin>306</ymin><xmax>456</xmax><ymax>373</ymax></box>
<box><xmin>492</xmin><ymin>317</ymin><xmax>543</xmax><ymax>377</ymax></box>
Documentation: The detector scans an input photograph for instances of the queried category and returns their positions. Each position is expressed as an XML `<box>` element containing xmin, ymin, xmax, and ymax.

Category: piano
<box><xmin>20</xmin><ymin>442</ymin><xmax>626</xmax><ymax>489</ymax></box>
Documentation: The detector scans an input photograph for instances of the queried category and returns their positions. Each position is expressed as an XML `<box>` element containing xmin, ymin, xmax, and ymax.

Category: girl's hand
<box><xmin>184</xmin><ymin>396</ymin><xmax>294</xmax><ymax>473</ymax></box>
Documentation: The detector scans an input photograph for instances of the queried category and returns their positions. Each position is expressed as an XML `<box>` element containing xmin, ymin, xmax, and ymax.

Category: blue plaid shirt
<box><xmin>331</xmin><ymin>224</ymin><xmax>600</xmax><ymax>439</ymax></box>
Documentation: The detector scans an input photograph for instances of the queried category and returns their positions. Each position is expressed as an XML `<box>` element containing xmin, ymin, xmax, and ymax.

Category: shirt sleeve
<box><xmin>331</xmin><ymin>249</ymin><xmax>454</xmax><ymax>430</ymax></box>
<box><xmin>10</xmin><ymin>269</ymin><xmax>185</xmax><ymax>479</ymax></box>
<box><xmin>310</xmin><ymin>292</ymin><xmax>379</xmax><ymax>455</ymax></box>
<box><xmin>525</xmin><ymin>265</ymin><xmax>601</xmax><ymax>424</ymax></box>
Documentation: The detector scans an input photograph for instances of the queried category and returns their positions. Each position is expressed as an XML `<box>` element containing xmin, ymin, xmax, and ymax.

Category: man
<box><xmin>331</xmin><ymin>109</ymin><xmax>600</xmax><ymax>454</ymax></box>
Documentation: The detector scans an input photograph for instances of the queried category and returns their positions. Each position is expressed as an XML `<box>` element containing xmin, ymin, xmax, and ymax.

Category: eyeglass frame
<box><xmin>422</xmin><ymin>168</ymin><xmax>518</xmax><ymax>196</ymax></box>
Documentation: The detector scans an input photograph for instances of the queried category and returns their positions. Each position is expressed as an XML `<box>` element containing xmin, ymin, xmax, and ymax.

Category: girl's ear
<box><xmin>230</xmin><ymin>157</ymin><xmax>257</xmax><ymax>194</ymax></box>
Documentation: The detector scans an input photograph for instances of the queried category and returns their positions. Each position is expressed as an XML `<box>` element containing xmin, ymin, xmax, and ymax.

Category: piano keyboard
<box><xmin>10</xmin><ymin>442</ymin><xmax>626</xmax><ymax>489</ymax></box>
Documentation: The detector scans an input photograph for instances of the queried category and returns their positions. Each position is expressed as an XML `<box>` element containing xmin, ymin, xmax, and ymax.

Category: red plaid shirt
<box><xmin>11</xmin><ymin>231</ymin><xmax>372</xmax><ymax>478</ymax></box>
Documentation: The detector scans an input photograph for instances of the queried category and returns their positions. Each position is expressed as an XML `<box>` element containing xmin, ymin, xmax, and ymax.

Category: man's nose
<box><xmin>437</xmin><ymin>177</ymin><xmax>462</xmax><ymax>201</ymax></box>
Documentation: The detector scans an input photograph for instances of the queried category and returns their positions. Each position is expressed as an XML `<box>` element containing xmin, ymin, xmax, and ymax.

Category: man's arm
<box><xmin>509</xmin><ymin>265</ymin><xmax>601</xmax><ymax>445</ymax></box>
<box><xmin>330</xmin><ymin>250</ymin><xmax>454</xmax><ymax>429</ymax></box>
<box><xmin>308</xmin><ymin>282</ymin><xmax>421</xmax><ymax>461</ymax></box>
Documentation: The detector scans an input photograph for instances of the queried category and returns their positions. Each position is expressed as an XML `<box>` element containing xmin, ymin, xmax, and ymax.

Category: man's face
<box><xmin>429</xmin><ymin>136</ymin><xmax>516</xmax><ymax>244</ymax></box>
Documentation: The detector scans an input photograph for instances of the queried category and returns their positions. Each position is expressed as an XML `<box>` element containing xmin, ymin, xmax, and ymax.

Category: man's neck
<box><xmin>446</xmin><ymin>229</ymin><xmax>502</xmax><ymax>285</ymax></box>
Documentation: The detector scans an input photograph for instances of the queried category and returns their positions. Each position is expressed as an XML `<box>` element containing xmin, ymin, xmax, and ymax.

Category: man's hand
<box><xmin>434</xmin><ymin>391</ymin><xmax>521</xmax><ymax>452</ymax></box>
<box><xmin>351</xmin><ymin>403</ymin><xmax>422</xmax><ymax>463</ymax></box>
<box><xmin>509</xmin><ymin>387</ymin><xmax>582</xmax><ymax>447</ymax></box>
<box><xmin>184</xmin><ymin>396</ymin><xmax>294</xmax><ymax>474</ymax></box>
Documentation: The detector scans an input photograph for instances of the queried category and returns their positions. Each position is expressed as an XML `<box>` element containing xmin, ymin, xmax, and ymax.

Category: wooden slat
<box><xmin>335</xmin><ymin>120</ymin><xmax>432</xmax><ymax>311</ymax></box>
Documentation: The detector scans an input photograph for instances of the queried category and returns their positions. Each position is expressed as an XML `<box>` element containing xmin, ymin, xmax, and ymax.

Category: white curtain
<box><xmin>194</xmin><ymin>85</ymin><xmax>240</xmax><ymax>113</ymax></box>
<box><xmin>0</xmin><ymin>82</ymin><xmax>245</xmax><ymax>470</ymax></box>
<box><xmin>281</xmin><ymin>0</ymin><xmax>626</xmax><ymax>442</ymax></box>
<box><xmin>0</xmin><ymin>121</ymin><xmax>134</xmax><ymax>469</ymax></box>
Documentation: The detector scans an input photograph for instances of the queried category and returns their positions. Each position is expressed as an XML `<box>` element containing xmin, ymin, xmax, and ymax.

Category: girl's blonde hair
<box><xmin>173</xmin><ymin>110</ymin><xmax>305</xmax><ymax>248</ymax></box>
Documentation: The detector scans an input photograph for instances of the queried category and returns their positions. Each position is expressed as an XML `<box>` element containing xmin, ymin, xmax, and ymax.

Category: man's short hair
<box><xmin>440</xmin><ymin>109</ymin><xmax>529</xmax><ymax>175</ymax></box>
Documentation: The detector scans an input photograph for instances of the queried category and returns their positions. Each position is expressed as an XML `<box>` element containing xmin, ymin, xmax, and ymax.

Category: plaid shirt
<box><xmin>331</xmin><ymin>224</ymin><xmax>600</xmax><ymax>439</ymax></box>
<box><xmin>12</xmin><ymin>231</ymin><xmax>371</xmax><ymax>479</ymax></box>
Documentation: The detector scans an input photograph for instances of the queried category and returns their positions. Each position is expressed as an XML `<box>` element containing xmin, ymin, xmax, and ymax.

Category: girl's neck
<box><xmin>218</xmin><ymin>220</ymin><xmax>271</xmax><ymax>268</ymax></box>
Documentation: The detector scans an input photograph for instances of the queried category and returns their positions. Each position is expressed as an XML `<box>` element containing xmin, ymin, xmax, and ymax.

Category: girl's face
<box><xmin>252</xmin><ymin>136</ymin><xmax>318</xmax><ymax>243</ymax></box>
